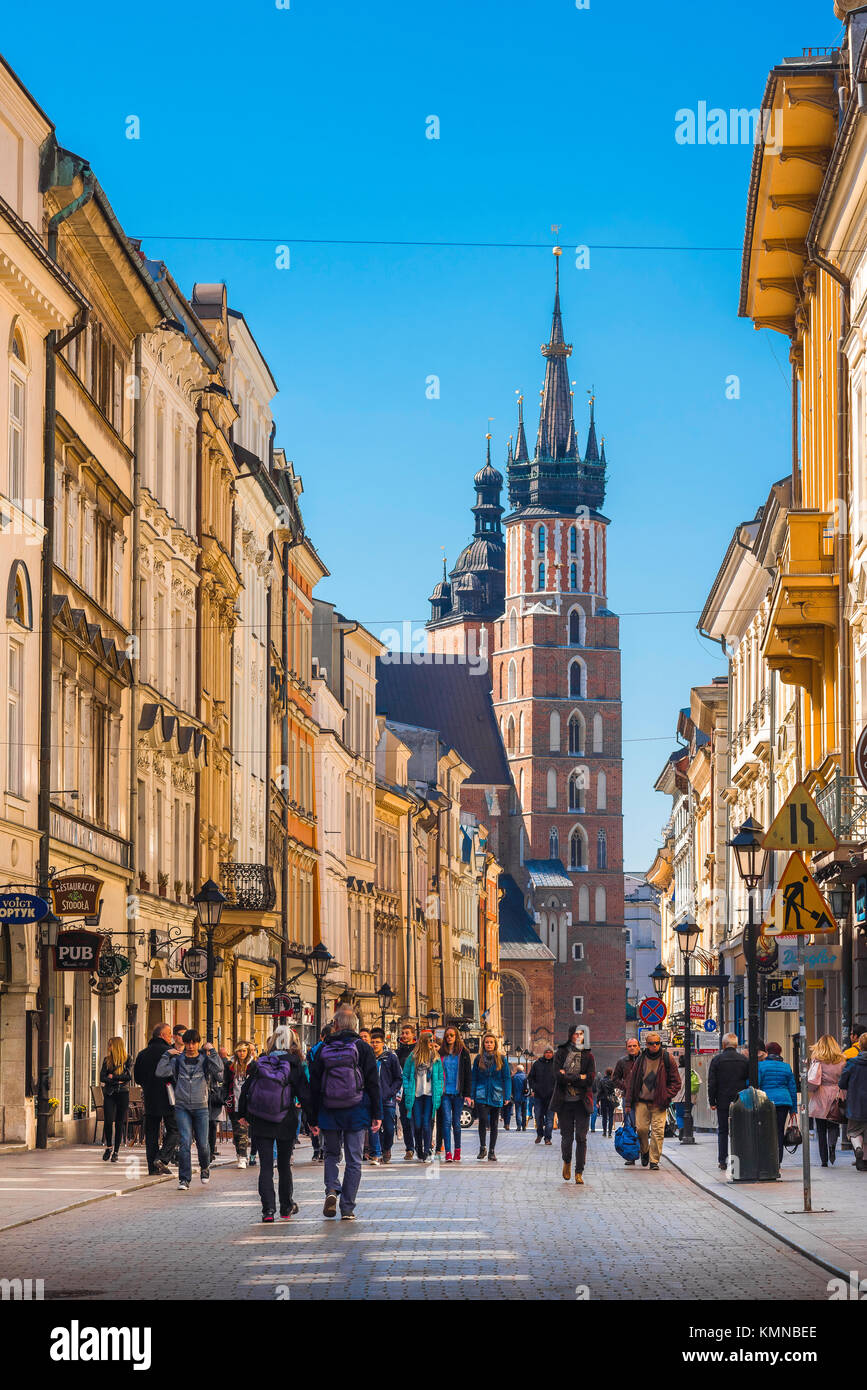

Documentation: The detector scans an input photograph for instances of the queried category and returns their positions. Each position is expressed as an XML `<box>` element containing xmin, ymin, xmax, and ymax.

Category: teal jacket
<box><xmin>402</xmin><ymin>1055</ymin><xmax>444</xmax><ymax>1113</ymax></box>
<box><xmin>471</xmin><ymin>1055</ymin><xmax>513</xmax><ymax>1108</ymax></box>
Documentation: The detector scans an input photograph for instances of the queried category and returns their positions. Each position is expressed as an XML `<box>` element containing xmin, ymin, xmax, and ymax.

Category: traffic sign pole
<box><xmin>797</xmin><ymin>933</ymin><xmax>812</xmax><ymax>1214</ymax></box>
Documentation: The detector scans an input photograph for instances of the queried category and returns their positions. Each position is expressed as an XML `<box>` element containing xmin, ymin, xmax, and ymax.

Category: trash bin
<box><xmin>728</xmin><ymin>1086</ymin><xmax>780</xmax><ymax>1182</ymax></box>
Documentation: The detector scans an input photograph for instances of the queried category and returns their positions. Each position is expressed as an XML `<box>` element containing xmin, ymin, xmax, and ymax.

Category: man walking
<box><xmin>612</xmin><ymin>1037</ymin><xmax>641</xmax><ymax>1164</ymax></box>
<box><xmin>369</xmin><ymin>1028</ymin><xmax>402</xmax><ymax>1163</ymax></box>
<box><xmin>309</xmin><ymin>1005</ymin><xmax>382</xmax><ymax>1219</ymax></box>
<box><xmin>528</xmin><ymin>1047</ymin><xmax>555</xmax><ymax>1145</ymax></box>
<box><xmin>156</xmin><ymin>1030</ymin><xmax>224</xmax><ymax>1190</ymax></box>
<box><xmin>396</xmin><ymin>1022</ymin><xmax>417</xmax><ymax>1160</ymax></box>
<box><xmin>134</xmin><ymin>1022</ymin><xmax>178</xmax><ymax>1175</ymax></box>
<box><xmin>840</xmin><ymin>1032</ymin><xmax>867</xmax><ymax>1171</ymax></box>
<box><xmin>511</xmin><ymin>1066</ymin><xmax>529</xmax><ymax>1131</ymax></box>
<box><xmin>596</xmin><ymin>1068</ymin><xmax>617</xmax><ymax>1137</ymax></box>
<box><xmin>707</xmin><ymin>1033</ymin><xmax>749</xmax><ymax>1171</ymax></box>
<box><xmin>624</xmin><ymin>1033</ymin><xmax>680</xmax><ymax>1170</ymax></box>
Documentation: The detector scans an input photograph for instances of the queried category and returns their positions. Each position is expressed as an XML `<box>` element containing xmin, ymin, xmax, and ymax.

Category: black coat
<box><xmin>840</xmin><ymin>1052</ymin><xmax>867</xmax><ymax>1123</ymax></box>
<box><xmin>528</xmin><ymin>1056</ymin><xmax>555</xmax><ymax>1101</ymax></box>
<box><xmin>707</xmin><ymin>1047</ymin><xmax>750</xmax><ymax>1109</ymax></box>
<box><xmin>239</xmin><ymin>1051</ymin><xmax>313</xmax><ymax>1140</ymax></box>
<box><xmin>100</xmin><ymin>1056</ymin><xmax>131</xmax><ymax>1095</ymax></box>
<box><xmin>133</xmin><ymin>1039</ymin><xmax>172</xmax><ymax>1117</ymax></box>
<box><xmin>552</xmin><ymin>1045</ymin><xmax>596</xmax><ymax>1109</ymax></box>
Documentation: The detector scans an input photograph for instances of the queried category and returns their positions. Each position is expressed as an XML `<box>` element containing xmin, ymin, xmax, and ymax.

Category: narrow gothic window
<box><xmin>569</xmin><ymin>525</ymin><xmax>576</xmax><ymax>554</ymax></box>
<box><xmin>538</xmin><ymin>525</ymin><xmax>546</xmax><ymax>554</ymax></box>
<box><xmin>570</xmin><ymin>563</ymin><xmax>577</xmax><ymax>590</ymax></box>
<box><xmin>549</xmin><ymin>711</ymin><xmax>560</xmax><ymax>752</ymax></box>
<box><xmin>538</xmin><ymin>562</ymin><xmax>545</xmax><ymax>590</ymax></box>
<box><xmin>568</xmin><ymin>771</ymin><xmax>585</xmax><ymax>812</ymax></box>
<box><xmin>597</xmin><ymin>830</ymin><xmax>607</xmax><ymax>869</ymax></box>
<box><xmin>568</xmin><ymin>713</ymin><xmax>583</xmax><ymax>755</ymax></box>
<box><xmin>549</xmin><ymin>827</ymin><xmax>559</xmax><ymax>859</ymax></box>
<box><xmin>569</xmin><ymin>829</ymin><xmax>583</xmax><ymax>870</ymax></box>
<box><xmin>509</xmin><ymin>609</ymin><xmax>517</xmax><ymax>647</ymax></box>
<box><xmin>569</xmin><ymin>661</ymin><xmax>583</xmax><ymax>697</ymax></box>
<box><xmin>569</xmin><ymin>609</ymin><xmax>584</xmax><ymax>645</ymax></box>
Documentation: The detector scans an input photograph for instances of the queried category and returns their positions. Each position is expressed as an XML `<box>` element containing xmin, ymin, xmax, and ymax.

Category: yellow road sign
<box><xmin>762</xmin><ymin>783</ymin><xmax>836</xmax><ymax>853</ymax></box>
<box><xmin>761</xmin><ymin>852</ymin><xmax>836</xmax><ymax>936</ymax></box>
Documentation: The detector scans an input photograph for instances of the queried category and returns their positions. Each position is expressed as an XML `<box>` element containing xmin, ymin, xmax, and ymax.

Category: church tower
<box><xmin>491</xmin><ymin>249</ymin><xmax>625</xmax><ymax>1067</ymax></box>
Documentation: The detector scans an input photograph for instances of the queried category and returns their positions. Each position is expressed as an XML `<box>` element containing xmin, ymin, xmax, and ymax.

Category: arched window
<box><xmin>549</xmin><ymin>827</ymin><xmax>559</xmax><ymax>859</ymax></box>
<box><xmin>593</xmin><ymin>713</ymin><xmax>603</xmax><ymax>753</ymax></box>
<box><xmin>570</xmin><ymin>563</ymin><xmax>577</xmax><ymax>590</ymax></box>
<box><xmin>569</xmin><ymin>525</ymin><xmax>577</xmax><ymax>554</ymax></box>
<box><xmin>597</xmin><ymin>829</ymin><xmax>607</xmax><ymax>869</ymax></box>
<box><xmin>578</xmin><ymin>884</ymin><xmax>590</xmax><ymax>920</ymax></box>
<box><xmin>507</xmin><ymin>659</ymin><xmax>517</xmax><ymax>700</ymax></box>
<box><xmin>498</xmin><ymin>664</ymin><xmax>503</xmax><ymax>699</ymax></box>
<box><xmin>518</xmin><ymin>710</ymin><xmax>524</xmax><ymax>752</ymax></box>
<box><xmin>519</xmin><ymin>825</ymin><xmax>525</xmax><ymax>865</ymax></box>
<box><xmin>507</xmin><ymin>716</ymin><xmax>516</xmax><ymax>754</ymax></box>
<box><xmin>502</xmin><ymin>974</ymin><xmax>529</xmax><ymax>1052</ymax></box>
<box><xmin>569</xmin><ymin>659</ymin><xmax>584</xmax><ymax>697</ymax></box>
<box><xmin>546</xmin><ymin>768</ymin><xmax>557</xmax><ymax>808</ymax></box>
<box><xmin>537</xmin><ymin>525</ymin><xmax>546</xmax><ymax>554</ymax></box>
<box><xmin>569</xmin><ymin>828</ymin><xmax>583</xmax><ymax>870</ymax></box>
<box><xmin>518</xmin><ymin>768</ymin><xmax>524</xmax><ymax>805</ymax></box>
<box><xmin>6</xmin><ymin>561</ymin><xmax>32</xmax><ymax>628</ymax></box>
<box><xmin>509</xmin><ymin>608</ymin><xmax>517</xmax><ymax>648</ymax></box>
<box><xmin>596</xmin><ymin>770</ymin><xmax>607</xmax><ymax>810</ymax></box>
<box><xmin>568</xmin><ymin>712</ymin><xmax>584</xmax><ymax>755</ymax></box>
<box><xmin>595</xmin><ymin>886</ymin><xmax>607</xmax><ymax>922</ymax></box>
<box><xmin>569</xmin><ymin>606</ymin><xmax>585</xmax><ymax>646</ymax></box>
<box><xmin>8</xmin><ymin>329</ymin><xmax>26</xmax><ymax>504</ymax></box>
<box><xmin>549</xmin><ymin>711</ymin><xmax>560</xmax><ymax>752</ymax></box>
<box><xmin>537</xmin><ymin>562</ymin><xmax>545</xmax><ymax>590</ymax></box>
<box><xmin>568</xmin><ymin>769</ymin><xmax>586</xmax><ymax>812</ymax></box>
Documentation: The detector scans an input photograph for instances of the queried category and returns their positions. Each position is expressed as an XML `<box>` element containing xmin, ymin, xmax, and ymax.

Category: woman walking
<box><xmin>224</xmin><ymin>1041</ymin><xmax>252</xmax><ymax>1168</ymax></box>
<box><xmin>439</xmin><ymin>1026</ymin><xmax>472</xmax><ymax>1162</ymax></box>
<box><xmin>239</xmin><ymin>1026</ymin><xmax>311</xmax><ymax>1222</ymax></box>
<box><xmin>808</xmin><ymin>1034</ymin><xmax>846</xmax><ymax>1167</ymax></box>
<box><xmin>100</xmin><ymin>1036</ymin><xmax>132</xmax><ymax>1163</ymax></box>
<box><xmin>553</xmin><ymin>1026</ymin><xmax>596</xmax><ymax>1184</ymax></box>
<box><xmin>469</xmin><ymin>1033</ymin><xmax>512</xmax><ymax>1162</ymax></box>
<box><xmin>401</xmin><ymin>1030</ymin><xmax>444</xmax><ymax>1163</ymax></box>
<box><xmin>596</xmin><ymin>1068</ymin><xmax>617</xmax><ymax>1137</ymax></box>
<box><xmin>758</xmin><ymin>1041</ymin><xmax>798</xmax><ymax>1162</ymax></box>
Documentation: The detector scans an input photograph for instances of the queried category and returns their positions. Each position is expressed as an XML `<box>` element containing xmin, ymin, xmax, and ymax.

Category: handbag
<box><xmin>807</xmin><ymin>1061</ymin><xmax>822</xmax><ymax>1087</ymax></box>
<box><xmin>784</xmin><ymin>1116</ymin><xmax>803</xmax><ymax>1153</ymax></box>
<box><xmin>827</xmin><ymin>1093</ymin><xmax>847</xmax><ymax>1126</ymax></box>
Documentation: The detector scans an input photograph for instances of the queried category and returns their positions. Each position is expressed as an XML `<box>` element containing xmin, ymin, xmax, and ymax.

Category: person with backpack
<box><xmin>553</xmin><ymin>1027</ymin><xmax>596</xmax><ymax>1184</ymax></box>
<box><xmin>624</xmin><ymin>1032</ymin><xmax>680</xmax><ymax>1170</ymax></box>
<box><xmin>155</xmin><ymin>1030</ymin><xmax>224</xmax><ymax>1189</ymax></box>
<box><xmin>438</xmin><ymin>1026</ymin><xmax>472</xmax><ymax>1162</ymax></box>
<box><xmin>238</xmin><ymin>1026</ymin><xmax>312</xmax><ymax>1221</ymax></box>
<box><xmin>396</xmin><ymin>1022</ymin><xmax>417</xmax><ymax>1160</ymax></box>
<box><xmin>511</xmin><ymin>1066</ymin><xmax>529</xmax><ymax>1131</ymax></box>
<box><xmin>528</xmin><ymin>1047</ymin><xmax>555</xmax><ymax>1145</ymax></box>
<box><xmin>100</xmin><ymin>1036</ymin><xmax>132</xmax><ymax>1162</ymax></box>
<box><xmin>596</xmin><ymin>1068</ymin><xmax>617</xmax><ymax>1138</ymax></box>
<box><xmin>308</xmin><ymin>1005</ymin><xmax>382</xmax><ymax>1220</ymax></box>
<box><xmin>402</xmin><ymin>1030</ymin><xmax>444</xmax><ymax>1163</ymax></box>
<box><xmin>368</xmin><ymin>1028</ymin><xmax>403</xmax><ymax>1163</ymax></box>
<box><xmin>469</xmin><ymin>1032</ymin><xmax>512</xmax><ymax>1162</ymax></box>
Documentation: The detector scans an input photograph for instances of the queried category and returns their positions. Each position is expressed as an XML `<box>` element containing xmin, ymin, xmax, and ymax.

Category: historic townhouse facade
<box><xmin>313</xmin><ymin>670</ymin><xmax>353</xmax><ymax>1011</ymax></box>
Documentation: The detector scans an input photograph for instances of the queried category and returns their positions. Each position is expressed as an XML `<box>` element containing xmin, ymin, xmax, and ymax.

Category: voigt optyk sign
<box><xmin>0</xmin><ymin>893</ymin><xmax>49</xmax><ymax>924</ymax></box>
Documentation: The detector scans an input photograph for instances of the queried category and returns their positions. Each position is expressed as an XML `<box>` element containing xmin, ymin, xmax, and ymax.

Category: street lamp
<box><xmin>377</xmin><ymin>980</ymin><xmax>395</xmax><ymax>1031</ymax></box>
<box><xmin>426</xmin><ymin>1008</ymin><xmax>440</xmax><ymax>1033</ymax></box>
<box><xmin>308</xmin><ymin>942</ymin><xmax>333</xmax><ymax>1037</ymax></box>
<box><xmin>728</xmin><ymin>817</ymin><xmax>768</xmax><ymax>1086</ymax></box>
<box><xmin>650</xmin><ymin>962</ymin><xmax>670</xmax><ymax>999</ymax></box>
<box><xmin>675</xmin><ymin>917</ymin><xmax>700</xmax><ymax>1145</ymax></box>
<box><xmin>193</xmin><ymin>879</ymin><xmax>226</xmax><ymax>1044</ymax></box>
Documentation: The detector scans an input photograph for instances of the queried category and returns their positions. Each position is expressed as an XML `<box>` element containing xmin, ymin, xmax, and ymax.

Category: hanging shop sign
<box><xmin>756</xmin><ymin>935</ymin><xmax>779</xmax><ymax>973</ymax></box>
<box><xmin>777</xmin><ymin>940</ymin><xmax>841</xmax><ymax>972</ymax></box>
<box><xmin>765</xmin><ymin>976</ymin><xmax>799</xmax><ymax>1011</ymax></box>
<box><xmin>149</xmin><ymin>978</ymin><xmax>193</xmax><ymax>1001</ymax></box>
<box><xmin>856</xmin><ymin>726</ymin><xmax>867</xmax><ymax>792</ymax></box>
<box><xmin>55</xmin><ymin>930</ymin><xmax>104</xmax><ymax>971</ymax></box>
<box><xmin>0</xmin><ymin>893</ymin><xmax>49</xmax><ymax>925</ymax></box>
<box><xmin>856</xmin><ymin>877</ymin><xmax>867</xmax><ymax>928</ymax></box>
<box><xmin>181</xmin><ymin>947</ymin><xmax>208</xmax><ymax>981</ymax></box>
<box><xmin>50</xmin><ymin>874</ymin><xmax>103</xmax><ymax>917</ymax></box>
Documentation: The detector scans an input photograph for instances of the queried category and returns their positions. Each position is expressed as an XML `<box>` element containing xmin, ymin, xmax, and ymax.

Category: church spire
<box><xmin>585</xmin><ymin>390</ymin><xmax>600</xmax><ymax>462</ymax></box>
<box><xmin>536</xmin><ymin>247</ymin><xmax>577</xmax><ymax>462</ymax></box>
<box><xmin>513</xmin><ymin>394</ymin><xmax>528</xmax><ymax>463</ymax></box>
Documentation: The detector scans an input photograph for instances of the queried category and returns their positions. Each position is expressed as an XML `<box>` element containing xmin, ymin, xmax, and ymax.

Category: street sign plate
<box><xmin>54</xmin><ymin>930</ymin><xmax>104</xmax><ymax>971</ymax></box>
<box><xmin>760</xmin><ymin>852</ymin><xmax>836</xmax><ymax>935</ymax></box>
<box><xmin>762</xmin><ymin>783</ymin><xmax>835</xmax><ymax>853</ymax></box>
<box><xmin>703</xmin><ymin>1019</ymin><xmax>718</xmax><ymax>1032</ymax></box>
<box><xmin>0</xmin><ymin>893</ymin><xmax>49</xmax><ymax>924</ymax></box>
<box><xmin>638</xmin><ymin>997</ymin><xmax>667</xmax><ymax>1026</ymax></box>
<box><xmin>149</xmin><ymin>978</ymin><xmax>193</xmax><ymax>1000</ymax></box>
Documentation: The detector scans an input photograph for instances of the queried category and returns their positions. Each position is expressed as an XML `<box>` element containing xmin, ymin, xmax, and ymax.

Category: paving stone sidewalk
<box><xmin>664</xmin><ymin>1129</ymin><xmax>867</xmax><ymax>1278</ymax></box>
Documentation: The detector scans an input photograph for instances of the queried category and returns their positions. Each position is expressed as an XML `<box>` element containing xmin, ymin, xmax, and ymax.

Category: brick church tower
<box><xmin>489</xmin><ymin>249</ymin><xmax>625</xmax><ymax>1068</ymax></box>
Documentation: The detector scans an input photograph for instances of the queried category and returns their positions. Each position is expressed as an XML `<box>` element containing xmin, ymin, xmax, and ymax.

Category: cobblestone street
<box><xmin>0</xmin><ymin>1130</ymin><xmax>836</xmax><ymax>1301</ymax></box>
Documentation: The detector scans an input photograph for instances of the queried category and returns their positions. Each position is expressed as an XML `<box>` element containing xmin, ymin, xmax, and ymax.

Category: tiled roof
<box><xmin>498</xmin><ymin>874</ymin><xmax>547</xmax><ymax>947</ymax></box>
<box><xmin>375</xmin><ymin>660</ymin><xmax>511</xmax><ymax>787</ymax></box>
<box><xmin>525</xmin><ymin>859</ymin><xmax>573</xmax><ymax>889</ymax></box>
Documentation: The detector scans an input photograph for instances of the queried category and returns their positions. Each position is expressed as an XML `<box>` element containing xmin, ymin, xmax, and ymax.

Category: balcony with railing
<box><xmin>815</xmin><ymin>773</ymin><xmax>867</xmax><ymax>843</ymax></box>
<box><xmin>219</xmin><ymin>862</ymin><xmax>277</xmax><ymax>912</ymax></box>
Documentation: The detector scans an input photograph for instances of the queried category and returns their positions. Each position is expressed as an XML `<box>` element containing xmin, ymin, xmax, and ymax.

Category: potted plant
<box><xmin>186</xmin><ymin>880</ymin><xmax>194</xmax><ymax>903</ymax></box>
<box><xmin>157</xmin><ymin>872</ymin><xmax>169</xmax><ymax>898</ymax></box>
<box><xmin>73</xmin><ymin>1103</ymin><xmax>87</xmax><ymax>1120</ymax></box>
<box><xmin>139</xmin><ymin>869</ymin><xmax>150</xmax><ymax>892</ymax></box>
<box><xmin>174</xmin><ymin>879</ymin><xmax>183</xmax><ymax>900</ymax></box>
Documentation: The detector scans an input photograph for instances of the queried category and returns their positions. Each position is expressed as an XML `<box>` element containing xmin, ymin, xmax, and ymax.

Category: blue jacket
<box><xmin>511</xmin><ymin>1071</ymin><xmax>528</xmax><ymax>1103</ymax></box>
<box><xmin>375</xmin><ymin>1049</ymin><xmax>403</xmax><ymax>1105</ymax></box>
<box><xmin>757</xmin><ymin>1056</ymin><xmax>797</xmax><ymax>1109</ymax></box>
<box><xmin>839</xmin><ymin>1051</ymin><xmax>867</xmax><ymax>1123</ymax></box>
<box><xmin>471</xmin><ymin>1055</ymin><xmax>512</xmax><ymax>1108</ymax></box>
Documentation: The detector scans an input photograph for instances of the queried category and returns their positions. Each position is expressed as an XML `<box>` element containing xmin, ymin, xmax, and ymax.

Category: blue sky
<box><xmin>3</xmin><ymin>0</ymin><xmax>839</xmax><ymax>870</ymax></box>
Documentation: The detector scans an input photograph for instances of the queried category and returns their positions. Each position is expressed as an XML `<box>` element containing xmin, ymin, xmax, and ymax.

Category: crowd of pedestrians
<box><xmin>92</xmin><ymin>1014</ymin><xmax>867</xmax><ymax>1226</ymax></box>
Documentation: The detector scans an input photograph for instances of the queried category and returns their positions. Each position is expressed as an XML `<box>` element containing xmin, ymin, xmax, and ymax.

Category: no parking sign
<box><xmin>638</xmin><ymin>997</ymin><xmax>667</xmax><ymax>1026</ymax></box>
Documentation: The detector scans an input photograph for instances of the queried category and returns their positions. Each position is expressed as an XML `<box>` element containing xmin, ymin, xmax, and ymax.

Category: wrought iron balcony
<box><xmin>815</xmin><ymin>773</ymin><xmax>867</xmax><ymax>844</ymax></box>
<box><xmin>219</xmin><ymin>862</ymin><xmax>277</xmax><ymax>912</ymax></box>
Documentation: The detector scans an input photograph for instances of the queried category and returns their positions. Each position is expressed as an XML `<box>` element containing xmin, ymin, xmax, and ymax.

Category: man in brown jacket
<box><xmin>625</xmin><ymin>1033</ymin><xmax>680</xmax><ymax>1169</ymax></box>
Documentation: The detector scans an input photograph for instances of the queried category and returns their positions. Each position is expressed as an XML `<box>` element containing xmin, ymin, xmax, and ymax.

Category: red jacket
<box><xmin>625</xmin><ymin>1048</ymin><xmax>680</xmax><ymax>1111</ymax></box>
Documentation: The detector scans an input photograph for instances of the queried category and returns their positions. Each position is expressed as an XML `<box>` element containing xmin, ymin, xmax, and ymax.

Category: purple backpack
<box><xmin>246</xmin><ymin>1054</ymin><xmax>294</xmax><ymax>1124</ymax></box>
<box><xmin>320</xmin><ymin>1038</ymin><xmax>364</xmax><ymax>1108</ymax></box>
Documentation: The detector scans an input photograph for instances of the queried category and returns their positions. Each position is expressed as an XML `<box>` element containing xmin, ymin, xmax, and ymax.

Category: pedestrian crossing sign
<box><xmin>761</xmin><ymin>852</ymin><xmax>836</xmax><ymax>936</ymax></box>
<box><xmin>762</xmin><ymin>783</ymin><xmax>835</xmax><ymax>853</ymax></box>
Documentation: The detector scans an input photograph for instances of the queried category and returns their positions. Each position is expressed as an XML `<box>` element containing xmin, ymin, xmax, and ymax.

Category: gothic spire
<box><xmin>536</xmin><ymin>248</ymin><xmax>577</xmax><ymax>461</ymax></box>
<box><xmin>513</xmin><ymin>394</ymin><xmax>528</xmax><ymax>463</ymax></box>
<box><xmin>585</xmin><ymin>391</ymin><xmax>600</xmax><ymax>463</ymax></box>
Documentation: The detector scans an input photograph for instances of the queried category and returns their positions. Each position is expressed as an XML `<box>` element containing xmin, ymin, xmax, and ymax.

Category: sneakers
<box><xmin>477</xmin><ymin>1146</ymin><xmax>487</xmax><ymax>1160</ymax></box>
<box><xmin>248</xmin><ymin>1156</ymin><xmax>257</xmax><ymax>1167</ymax></box>
<box><xmin>177</xmin><ymin>1180</ymin><xmax>189</xmax><ymax>1191</ymax></box>
<box><xmin>237</xmin><ymin>1157</ymin><xmax>248</xmax><ymax>1170</ymax></box>
<box><xmin>575</xmin><ymin>1172</ymin><xmax>584</xmax><ymax>1185</ymax></box>
<box><xmin>369</xmin><ymin>1157</ymin><xmax>381</xmax><ymax>1166</ymax></box>
<box><xmin>404</xmin><ymin>1149</ymin><xmax>415</xmax><ymax>1161</ymax></box>
<box><xmin>341</xmin><ymin>1212</ymin><xmax>356</xmax><ymax>1221</ymax></box>
<box><xmin>200</xmin><ymin>1169</ymin><xmax>210</xmax><ymax>1183</ymax></box>
<box><xmin>854</xmin><ymin>1146</ymin><xmax>866</xmax><ymax>1172</ymax></box>
<box><xmin>154</xmin><ymin>1160</ymin><xmax>172</xmax><ymax>1176</ymax></box>
<box><xmin>562</xmin><ymin>1161</ymin><xmax>571</xmax><ymax>1182</ymax></box>
<box><xmin>487</xmin><ymin>1151</ymin><xmax>497</xmax><ymax>1162</ymax></box>
<box><xmin>640</xmin><ymin>1151</ymin><xmax>650</xmax><ymax>1168</ymax></box>
<box><xmin>625</xmin><ymin>1158</ymin><xmax>636</xmax><ymax>1166</ymax></box>
<box><xmin>454</xmin><ymin>1150</ymin><xmax>461</xmax><ymax>1162</ymax></box>
<box><xmin>649</xmin><ymin>1162</ymin><xmax>659</xmax><ymax>1171</ymax></box>
<box><xmin>280</xmin><ymin>1202</ymin><xmax>299</xmax><ymax>1219</ymax></box>
<box><xmin>110</xmin><ymin>1151</ymin><xmax>119</xmax><ymax>1163</ymax></box>
<box><xmin>445</xmin><ymin>1153</ymin><xmax>453</xmax><ymax>1162</ymax></box>
<box><xmin>262</xmin><ymin>1212</ymin><xmax>275</xmax><ymax>1223</ymax></box>
<box><xmin>424</xmin><ymin>1154</ymin><xmax>433</xmax><ymax>1165</ymax></box>
<box><xmin>534</xmin><ymin>1137</ymin><xmax>542</xmax><ymax>1145</ymax></box>
<box><xmin>102</xmin><ymin>1149</ymin><xmax>112</xmax><ymax>1162</ymax></box>
<box><xmin>323</xmin><ymin>1192</ymin><xmax>338</xmax><ymax>1218</ymax></box>
<box><xmin>382</xmin><ymin>1150</ymin><xmax>392</xmax><ymax>1164</ymax></box>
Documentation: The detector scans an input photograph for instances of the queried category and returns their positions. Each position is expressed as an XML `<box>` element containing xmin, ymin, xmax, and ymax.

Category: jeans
<box><xmin>513</xmin><ymin>1098</ymin><xmax>528</xmax><ymax>1130</ymax></box>
<box><xmin>412</xmin><ymin>1095</ymin><xmax>434</xmax><ymax>1157</ymax></box>
<box><xmin>533</xmin><ymin>1097</ymin><xmax>554</xmax><ymax>1140</ymax></box>
<box><xmin>716</xmin><ymin>1102</ymin><xmax>732</xmax><ymax>1166</ymax></box>
<box><xmin>558</xmin><ymin>1102</ymin><xmax>590</xmax><ymax>1171</ymax></box>
<box><xmin>398</xmin><ymin>1095</ymin><xmax>414</xmax><ymax>1150</ymax></box>
<box><xmin>598</xmin><ymin>1098</ymin><xmax>615</xmax><ymax>1136</ymax></box>
<box><xmin>502</xmin><ymin>1102</ymin><xmax>513</xmax><ymax>1127</ymax></box>
<box><xmin>257</xmin><ymin>1136</ymin><xmax>294</xmax><ymax>1214</ymax></box>
<box><xmin>175</xmin><ymin>1106</ymin><xmax>211</xmax><ymax>1184</ymax></box>
<box><xmin>370</xmin><ymin>1104</ymin><xmax>396</xmax><ymax>1157</ymax></box>
<box><xmin>441</xmin><ymin>1093</ymin><xmax>463</xmax><ymax>1154</ymax></box>
<box><xmin>324</xmin><ymin>1129</ymin><xmax>365</xmax><ymax>1215</ymax></box>
<box><xmin>634</xmin><ymin>1101</ymin><xmax>666</xmax><ymax>1164</ymax></box>
<box><xmin>102</xmin><ymin>1091</ymin><xmax>129</xmax><ymax>1151</ymax></box>
<box><xmin>476</xmin><ymin>1103</ymin><xmax>499</xmax><ymax>1152</ymax></box>
<box><xmin>815</xmin><ymin>1117</ymin><xmax>839</xmax><ymax>1165</ymax></box>
<box><xmin>208</xmin><ymin>1118</ymin><xmax>218</xmax><ymax>1164</ymax></box>
<box><xmin>144</xmin><ymin>1110</ymin><xmax>178</xmax><ymax>1171</ymax></box>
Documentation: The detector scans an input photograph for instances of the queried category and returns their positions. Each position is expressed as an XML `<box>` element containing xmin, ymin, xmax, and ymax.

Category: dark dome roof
<box><xmin>453</xmin><ymin>571</ymin><xmax>483</xmax><ymax>591</ymax></box>
<box><xmin>451</xmin><ymin>535</ymin><xmax>505</xmax><ymax>576</ymax></box>
<box><xmin>429</xmin><ymin>578</ymin><xmax>451</xmax><ymax>601</ymax></box>
<box><xmin>474</xmin><ymin>460</ymin><xmax>503</xmax><ymax>488</ymax></box>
